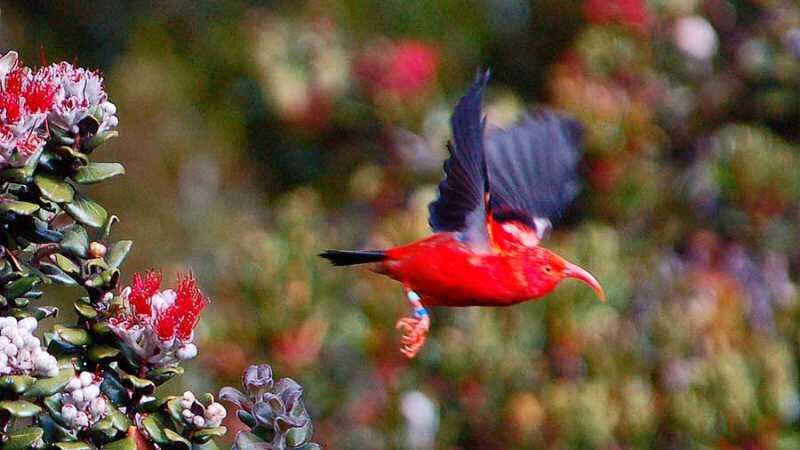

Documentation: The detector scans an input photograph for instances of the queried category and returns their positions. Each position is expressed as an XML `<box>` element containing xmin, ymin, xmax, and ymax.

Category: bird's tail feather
<box><xmin>319</xmin><ymin>250</ymin><xmax>387</xmax><ymax>266</ymax></box>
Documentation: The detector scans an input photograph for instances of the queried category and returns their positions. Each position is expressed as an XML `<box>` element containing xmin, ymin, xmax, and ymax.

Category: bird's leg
<box><xmin>395</xmin><ymin>288</ymin><xmax>430</xmax><ymax>358</ymax></box>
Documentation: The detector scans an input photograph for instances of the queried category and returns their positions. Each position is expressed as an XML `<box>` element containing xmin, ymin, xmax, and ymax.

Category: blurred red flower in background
<box><xmin>356</xmin><ymin>40</ymin><xmax>440</xmax><ymax>100</ymax></box>
<box><xmin>583</xmin><ymin>0</ymin><xmax>649</xmax><ymax>31</ymax></box>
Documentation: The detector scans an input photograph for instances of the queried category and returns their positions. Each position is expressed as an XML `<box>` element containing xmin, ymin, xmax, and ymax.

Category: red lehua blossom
<box><xmin>583</xmin><ymin>0</ymin><xmax>649</xmax><ymax>31</ymax></box>
<box><xmin>356</xmin><ymin>40</ymin><xmax>440</xmax><ymax>99</ymax></box>
<box><xmin>23</xmin><ymin>78</ymin><xmax>60</xmax><ymax>114</ymax></box>
<box><xmin>172</xmin><ymin>273</ymin><xmax>208</xmax><ymax>341</ymax></box>
<box><xmin>128</xmin><ymin>270</ymin><xmax>163</xmax><ymax>317</ymax></box>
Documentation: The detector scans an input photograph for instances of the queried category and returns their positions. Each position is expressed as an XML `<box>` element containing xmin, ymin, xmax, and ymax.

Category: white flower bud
<box><xmin>79</xmin><ymin>371</ymin><xmax>94</xmax><ymax>386</ymax></box>
<box><xmin>24</xmin><ymin>336</ymin><xmax>40</xmax><ymax>349</ymax></box>
<box><xmin>0</xmin><ymin>353</ymin><xmax>7</xmax><ymax>367</ymax></box>
<box><xmin>4</xmin><ymin>344</ymin><xmax>17</xmax><ymax>357</ymax></box>
<box><xmin>75</xmin><ymin>411</ymin><xmax>89</xmax><ymax>428</ymax></box>
<box><xmin>90</xmin><ymin>397</ymin><xmax>107</xmax><ymax>417</ymax></box>
<box><xmin>34</xmin><ymin>353</ymin><xmax>58</xmax><ymax>378</ymax></box>
<box><xmin>102</xmin><ymin>101</ymin><xmax>117</xmax><ymax>115</ymax></box>
<box><xmin>182</xmin><ymin>409</ymin><xmax>194</xmax><ymax>419</ymax></box>
<box><xmin>192</xmin><ymin>416</ymin><xmax>205</xmax><ymax>428</ymax></box>
<box><xmin>176</xmin><ymin>343</ymin><xmax>198</xmax><ymax>360</ymax></box>
<box><xmin>206</xmin><ymin>403</ymin><xmax>226</xmax><ymax>419</ymax></box>
<box><xmin>67</xmin><ymin>377</ymin><xmax>82</xmax><ymax>392</ymax></box>
<box><xmin>83</xmin><ymin>384</ymin><xmax>100</xmax><ymax>401</ymax></box>
<box><xmin>0</xmin><ymin>336</ymin><xmax>9</xmax><ymax>346</ymax></box>
<box><xmin>62</xmin><ymin>404</ymin><xmax>78</xmax><ymax>422</ymax></box>
<box><xmin>71</xmin><ymin>389</ymin><xmax>84</xmax><ymax>403</ymax></box>
<box><xmin>183</xmin><ymin>391</ymin><xmax>196</xmax><ymax>402</ymax></box>
<box><xmin>18</xmin><ymin>317</ymin><xmax>37</xmax><ymax>332</ymax></box>
<box><xmin>12</xmin><ymin>335</ymin><xmax>24</xmax><ymax>349</ymax></box>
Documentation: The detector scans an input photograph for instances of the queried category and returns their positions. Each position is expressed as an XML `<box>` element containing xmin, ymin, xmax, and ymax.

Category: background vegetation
<box><xmin>3</xmin><ymin>0</ymin><xmax>800</xmax><ymax>448</ymax></box>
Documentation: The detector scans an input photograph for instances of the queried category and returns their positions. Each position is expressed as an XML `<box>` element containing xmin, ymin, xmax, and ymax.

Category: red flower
<box><xmin>583</xmin><ymin>0</ymin><xmax>649</xmax><ymax>31</ymax></box>
<box><xmin>356</xmin><ymin>40</ymin><xmax>440</xmax><ymax>99</ymax></box>
<box><xmin>127</xmin><ymin>271</ymin><xmax>163</xmax><ymax>317</ymax></box>
<box><xmin>123</xmin><ymin>271</ymin><xmax>208</xmax><ymax>343</ymax></box>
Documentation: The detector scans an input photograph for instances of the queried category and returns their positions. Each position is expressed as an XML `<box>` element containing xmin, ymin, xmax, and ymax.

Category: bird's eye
<box><xmin>544</xmin><ymin>266</ymin><xmax>552</xmax><ymax>274</ymax></box>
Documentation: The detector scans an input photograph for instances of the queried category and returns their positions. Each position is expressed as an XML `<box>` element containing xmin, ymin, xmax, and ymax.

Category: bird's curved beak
<box><xmin>564</xmin><ymin>263</ymin><xmax>605</xmax><ymax>302</ymax></box>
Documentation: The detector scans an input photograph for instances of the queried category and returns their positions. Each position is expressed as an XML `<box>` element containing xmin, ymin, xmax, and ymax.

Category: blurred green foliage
<box><xmin>4</xmin><ymin>0</ymin><xmax>800</xmax><ymax>448</ymax></box>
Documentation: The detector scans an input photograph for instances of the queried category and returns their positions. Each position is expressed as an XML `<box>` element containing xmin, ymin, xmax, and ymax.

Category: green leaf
<box><xmin>140</xmin><ymin>413</ymin><xmax>170</xmax><ymax>445</ymax></box>
<box><xmin>166</xmin><ymin>397</ymin><xmax>185</xmax><ymax>423</ymax></box>
<box><xmin>65</xmin><ymin>195</ymin><xmax>107</xmax><ymax>228</ymax></box>
<box><xmin>101</xmin><ymin>436</ymin><xmax>136</xmax><ymax>450</ymax></box>
<box><xmin>0</xmin><ymin>200</ymin><xmax>40</xmax><ymax>216</ymax></box>
<box><xmin>193</xmin><ymin>427</ymin><xmax>227</xmax><ymax>443</ymax></box>
<box><xmin>108</xmin><ymin>407</ymin><xmax>132</xmax><ymax>432</ymax></box>
<box><xmin>25</xmin><ymin>367</ymin><xmax>75</xmax><ymax>397</ymax></box>
<box><xmin>73</xmin><ymin>162</ymin><xmax>125</xmax><ymax>184</ymax></box>
<box><xmin>286</xmin><ymin>421</ymin><xmax>312</xmax><ymax>447</ymax></box>
<box><xmin>40</xmin><ymin>412</ymin><xmax>77</xmax><ymax>442</ymax></box>
<box><xmin>5</xmin><ymin>426</ymin><xmax>44</xmax><ymax>450</ymax></box>
<box><xmin>0</xmin><ymin>399</ymin><xmax>42</xmax><ymax>417</ymax></box>
<box><xmin>193</xmin><ymin>441</ymin><xmax>221</xmax><ymax>450</ymax></box>
<box><xmin>91</xmin><ymin>414</ymin><xmax>118</xmax><ymax>440</ymax></box>
<box><xmin>164</xmin><ymin>428</ymin><xmax>192</xmax><ymax>450</ymax></box>
<box><xmin>85</xmin><ymin>130</ymin><xmax>119</xmax><ymax>150</ymax></box>
<box><xmin>61</xmin><ymin>226</ymin><xmax>89</xmax><ymax>258</ymax></box>
<box><xmin>54</xmin><ymin>254</ymin><xmax>80</xmax><ymax>274</ymax></box>
<box><xmin>55</xmin><ymin>443</ymin><xmax>92</xmax><ymax>450</ymax></box>
<box><xmin>34</xmin><ymin>174</ymin><xmax>75</xmax><ymax>203</ymax></box>
<box><xmin>0</xmin><ymin>375</ymin><xmax>36</xmax><ymax>393</ymax></box>
<box><xmin>233</xmin><ymin>431</ymin><xmax>268</xmax><ymax>450</ymax></box>
<box><xmin>101</xmin><ymin>371</ymin><xmax>130</xmax><ymax>405</ymax></box>
<box><xmin>106</xmin><ymin>240</ymin><xmax>132</xmax><ymax>269</ymax></box>
<box><xmin>5</xmin><ymin>276</ymin><xmax>40</xmax><ymax>299</ymax></box>
<box><xmin>74</xmin><ymin>301</ymin><xmax>98</xmax><ymax>319</ymax></box>
<box><xmin>147</xmin><ymin>366</ymin><xmax>184</xmax><ymax>386</ymax></box>
<box><xmin>88</xmin><ymin>345</ymin><xmax>121</xmax><ymax>362</ymax></box>
<box><xmin>54</xmin><ymin>325</ymin><xmax>91</xmax><ymax>347</ymax></box>
<box><xmin>121</xmin><ymin>373</ymin><xmax>155</xmax><ymax>395</ymax></box>
<box><xmin>0</xmin><ymin>167</ymin><xmax>33</xmax><ymax>184</ymax></box>
<box><xmin>39</xmin><ymin>263</ymin><xmax>77</xmax><ymax>286</ymax></box>
<box><xmin>297</xmin><ymin>444</ymin><xmax>322</xmax><ymax>450</ymax></box>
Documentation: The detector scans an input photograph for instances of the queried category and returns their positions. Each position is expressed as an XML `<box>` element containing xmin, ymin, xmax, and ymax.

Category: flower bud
<box><xmin>62</xmin><ymin>404</ymin><xmax>78</xmax><ymax>422</ymax></box>
<box><xmin>177</xmin><ymin>343</ymin><xmax>198</xmax><ymax>360</ymax></box>
<box><xmin>18</xmin><ymin>317</ymin><xmax>37</xmax><ymax>332</ymax></box>
<box><xmin>71</xmin><ymin>389</ymin><xmax>84</xmax><ymax>403</ymax></box>
<box><xmin>79</xmin><ymin>371</ymin><xmax>94</xmax><ymax>386</ymax></box>
<box><xmin>89</xmin><ymin>397</ymin><xmax>107</xmax><ymax>417</ymax></box>
<box><xmin>89</xmin><ymin>242</ymin><xmax>107</xmax><ymax>258</ymax></box>
<box><xmin>192</xmin><ymin>416</ymin><xmax>205</xmax><ymax>428</ymax></box>
<box><xmin>67</xmin><ymin>377</ymin><xmax>82</xmax><ymax>392</ymax></box>
<box><xmin>83</xmin><ymin>384</ymin><xmax>100</xmax><ymax>401</ymax></box>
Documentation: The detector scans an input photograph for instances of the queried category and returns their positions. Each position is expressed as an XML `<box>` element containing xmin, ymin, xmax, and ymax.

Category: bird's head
<box><xmin>526</xmin><ymin>248</ymin><xmax>605</xmax><ymax>302</ymax></box>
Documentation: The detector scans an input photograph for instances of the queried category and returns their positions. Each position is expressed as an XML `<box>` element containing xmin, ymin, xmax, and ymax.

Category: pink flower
<box><xmin>38</xmin><ymin>61</ymin><xmax>118</xmax><ymax>133</ymax></box>
<box><xmin>356</xmin><ymin>40</ymin><xmax>439</xmax><ymax>100</ymax></box>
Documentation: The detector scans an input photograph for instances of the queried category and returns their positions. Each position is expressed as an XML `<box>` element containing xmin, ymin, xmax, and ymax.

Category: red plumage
<box><xmin>321</xmin><ymin>70</ymin><xmax>603</xmax><ymax>358</ymax></box>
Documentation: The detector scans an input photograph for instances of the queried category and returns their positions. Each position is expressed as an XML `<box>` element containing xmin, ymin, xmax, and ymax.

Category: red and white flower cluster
<box><xmin>38</xmin><ymin>61</ymin><xmax>118</xmax><ymax>134</ymax></box>
<box><xmin>0</xmin><ymin>50</ymin><xmax>118</xmax><ymax>169</ymax></box>
<box><xmin>109</xmin><ymin>271</ymin><xmax>208</xmax><ymax>367</ymax></box>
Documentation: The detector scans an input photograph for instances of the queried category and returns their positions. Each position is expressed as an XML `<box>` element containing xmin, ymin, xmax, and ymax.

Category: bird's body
<box><xmin>321</xmin><ymin>70</ymin><xmax>604</xmax><ymax>357</ymax></box>
<box><xmin>378</xmin><ymin>233</ymin><xmax>560</xmax><ymax>307</ymax></box>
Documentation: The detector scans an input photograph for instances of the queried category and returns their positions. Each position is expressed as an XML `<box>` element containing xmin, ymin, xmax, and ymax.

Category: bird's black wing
<box><xmin>485</xmin><ymin>111</ymin><xmax>583</xmax><ymax>239</ymax></box>
<box><xmin>427</xmin><ymin>70</ymin><xmax>491</xmax><ymax>246</ymax></box>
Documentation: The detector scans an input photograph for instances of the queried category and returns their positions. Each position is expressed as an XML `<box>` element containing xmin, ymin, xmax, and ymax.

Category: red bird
<box><xmin>321</xmin><ymin>71</ymin><xmax>604</xmax><ymax>358</ymax></box>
